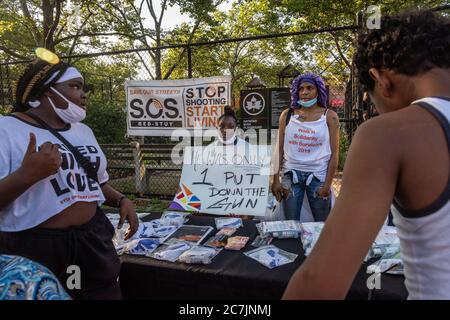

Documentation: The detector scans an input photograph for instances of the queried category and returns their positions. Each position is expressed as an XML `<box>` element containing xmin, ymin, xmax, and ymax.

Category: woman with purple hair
<box><xmin>271</xmin><ymin>73</ymin><xmax>340</xmax><ymax>221</ymax></box>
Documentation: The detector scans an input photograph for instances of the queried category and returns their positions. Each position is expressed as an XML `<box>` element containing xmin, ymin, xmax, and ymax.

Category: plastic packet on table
<box><xmin>299</xmin><ymin>222</ymin><xmax>325</xmax><ymax>256</ymax></box>
<box><xmin>272</xmin><ymin>231</ymin><xmax>301</xmax><ymax>239</ymax></box>
<box><xmin>127</xmin><ymin>238</ymin><xmax>160</xmax><ymax>256</ymax></box>
<box><xmin>245</xmin><ymin>245</ymin><xmax>298</xmax><ymax>269</ymax></box>
<box><xmin>216</xmin><ymin>227</ymin><xmax>236</xmax><ymax>236</ymax></box>
<box><xmin>135</xmin><ymin>222</ymin><xmax>156</xmax><ymax>239</ymax></box>
<box><xmin>114</xmin><ymin>240</ymin><xmax>130</xmax><ymax>255</ymax></box>
<box><xmin>225</xmin><ymin>236</ymin><xmax>249</xmax><ymax>251</ymax></box>
<box><xmin>149</xmin><ymin>219</ymin><xmax>162</xmax><ymax>228</ymax></box>
<box><xmin>150</xmin><ymin>241</ymin><xmax>192</xmax><ymax>262</ymax></box>
<box><xmin>364</xmin><ymin>226</ymin><xmax>400</xmax><ymax>261</ymax></box>
<box><xmin>256</xmin><ymin>222</ymin><xmax>263</xmax><ymax>236</ymax></box>
<box><xmin>204</xmin><ymin>233</ymin><xmax>229</xmax><ymax>248</ymax></box>
<box><xmin>106</xmin><ymin>213</ymin><xmax>121</xmax><ymax>226</ymax></box>
<box><xmin>367</xmin><ymin>244</ymin><xmax>403</xmax><ymax>275</ymax></box>
<box><xmin>251</xmin><ymin>235</ymin><xmax>273</xmax><ymax>247</ymax></box>
<box><xmin>107</xmin><ymin>213</ymin><xmax>149</xmax><ymax>229</ymax></box>
<box><xmin>215</xmin><ymin>217</ymin><xmax>243</xmax><ymax>230</ymax></box>
<box><xmin>116</xmin><ymin>222</ymin><xmax>156</xmax><ymax>242</ymax></box>
<box><xmin>204</xmin><ymin>228</ymin><xmax>237</xmax><ymax>248</ymax></box>
<box><xmin>178</xmin><ymin>246</ymin><xmax>221</xmax><ymax>264</ymax></box>
<box><xmin>160</xmin><ymin>211</ymin><xmax>190</xmax><ymax>227</ymax></box>
<box><xmin>365</xmin><ymin>243</ymin><xmax>400</xmax><ymax>262</ymax></box>
<box><xmin>113</xmin><ymin>222</ymin><xmax>176</xmax><ymax>251</ymax></box>
<box><xmin>112</xmin><ymin>222</ymin><xmax>130</xmax><ymax>248</ymax></box>
<box><xmin>153</xmin><ymin>225</ymin><xmax>178</xmax><ymax>239</ymax></box>
<box><xmin>257</xmin><ymin>220</ymin><xmax>301</xmax><ymax>238</ymax></box>
<box><xmin>373</xmin><ymin>226</ymin><xmax>398</xmax><ymax>246</ymax></box>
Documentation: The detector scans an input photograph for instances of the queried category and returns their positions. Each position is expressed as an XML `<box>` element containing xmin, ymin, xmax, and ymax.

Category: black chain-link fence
<box><xmin>101</xmin><ymin>142</ymin><xmax>182</xmax><ymax>199</ymax></box>
<box><xmin>0</xmin><ymin>32</ymin><xmax>359</xmax><ymax>197</ymax></box>
<box><xmin>6</xmin><ymin>4</ymin><xmax>448</xmax><ymax>197</ymax></box>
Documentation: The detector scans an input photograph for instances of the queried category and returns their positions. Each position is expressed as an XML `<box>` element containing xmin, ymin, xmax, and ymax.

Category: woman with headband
<box><xmin>271</xmin><ymin>73</ymin><xmax>340</xmax><ymax>222</ymax></box>
<box><xmin>0</xmin><ymin>52</ymin><xmax>139</xmax><ymax>299</ymax></box>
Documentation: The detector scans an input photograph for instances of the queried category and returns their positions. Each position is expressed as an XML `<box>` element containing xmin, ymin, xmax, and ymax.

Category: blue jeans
<box><xmin>282</xmin><ymin>170</ymin><xmax>331</xmax><ymax>222</ymax></box>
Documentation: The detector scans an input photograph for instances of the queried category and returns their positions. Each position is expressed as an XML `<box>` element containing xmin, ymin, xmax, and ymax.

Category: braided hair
<box><xmin>12</xmin><ymin>59</ymin><xmax>70</xmax><ymax>113</ymax></box>
<box><xmin>218</xmin><ymin>105</ymin><xmax>238</xmax><ymax>125</ymax></box>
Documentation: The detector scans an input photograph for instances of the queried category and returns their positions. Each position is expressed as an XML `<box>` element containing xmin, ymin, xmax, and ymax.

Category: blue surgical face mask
<box><xmin>297</xmin><ymin>97</ymin><xmax>317</xmax><ymax>108</ymax></box>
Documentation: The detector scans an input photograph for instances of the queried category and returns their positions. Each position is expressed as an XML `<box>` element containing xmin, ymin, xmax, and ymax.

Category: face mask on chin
<box><xmin>297</xmin><ymin>97</ymin><xmax>318</xmax><ymax>108</ymax></box>
<box><xmin>47</xmin><ymin>87</ymin><xmax>86</xmax><ymax>123</ymax></box>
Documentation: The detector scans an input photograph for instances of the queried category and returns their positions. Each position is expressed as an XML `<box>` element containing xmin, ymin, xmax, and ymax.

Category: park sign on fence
<box><xmin>169</xmin><ymin>144</ymin><xmax>271</xmax><ymax>216</ymax></box>
<box><xmin>239</xmin><ymin>87</ymin><xmax>291</xmax><ymax>130</ymax></box>
<box><xmin>125</xmin><ymin>76</ymin><xmax>231</xmax><ymax>136</ymax></box>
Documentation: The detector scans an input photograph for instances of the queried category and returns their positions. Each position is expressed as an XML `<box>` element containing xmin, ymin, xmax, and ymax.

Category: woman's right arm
<box><xmin>0</xmin><ymin>133</ymin><xmax>62</xmax><ymax>211</ymax></box>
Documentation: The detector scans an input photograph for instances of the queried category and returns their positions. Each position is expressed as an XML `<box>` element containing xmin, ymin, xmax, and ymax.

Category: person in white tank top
<box><xmin>283</xmin><ymin>10</ymin><xmax>450</xmax><ymax>300</ymax></box>
<box><xmin>271</xmin><ymin>73</ymin><xmax>340</xmax><ymax>222</ymax></box>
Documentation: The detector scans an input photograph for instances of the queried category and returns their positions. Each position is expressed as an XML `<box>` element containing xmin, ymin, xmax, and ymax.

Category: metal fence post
<box><xmin>130</xmin><ymin>139</ymin><xmax>147</xmax><ymax>196</ymax></box>
<box><xmin>187</xmin><ymin>46</ymin><xmax>192</xmax><ymax>79</ymax></box>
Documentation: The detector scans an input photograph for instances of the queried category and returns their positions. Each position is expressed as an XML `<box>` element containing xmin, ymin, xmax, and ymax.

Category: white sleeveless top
<box><xmin>283</xmin><ymin>109</ymin><xmax>331</xmax><ymax>181</ymax></box>
<box><xmin>391</xmin><ymin>97</ymin><xmax>450</xmax><ymax>300</ymax></box>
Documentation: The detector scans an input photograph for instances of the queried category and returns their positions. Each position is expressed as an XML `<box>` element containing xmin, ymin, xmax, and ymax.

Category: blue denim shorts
<box><xmin>281</xmin><ymin>170</ymin><xmax>331</xmax><ymax>221</ymax></box>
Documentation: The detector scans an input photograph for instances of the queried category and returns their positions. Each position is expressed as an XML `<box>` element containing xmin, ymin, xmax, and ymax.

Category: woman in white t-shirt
<box><xmin>0</xmin><ymin>52</ymin><xmax>138</xmax><ymax>299</ymax></box>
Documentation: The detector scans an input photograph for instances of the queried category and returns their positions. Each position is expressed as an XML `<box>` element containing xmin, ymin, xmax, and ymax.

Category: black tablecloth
<box><xmin>119</xmin><ymin>214</ymin><xmax>407</xmax><ymax>300</ymax></box>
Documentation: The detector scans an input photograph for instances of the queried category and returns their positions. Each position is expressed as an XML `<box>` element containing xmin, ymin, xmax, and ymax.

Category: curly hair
<box><xmin>355</xmin><ymin>10</ymin><xmax>450</xmax><ymax>92</ymax></box>
<box><xmin>12</xmin><ymin>59</ymin><xmax>69</xmax><ymax>113</ymax></box>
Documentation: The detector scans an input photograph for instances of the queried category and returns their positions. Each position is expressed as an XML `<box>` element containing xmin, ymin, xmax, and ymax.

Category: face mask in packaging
<box><xmin>116</xmin><ymin>238</ymin><xmax>160</xmax><ymax>256</ymax></box>
<box><xmin>367</xmin><ymin>244</ymin><xmax>403</xmax><ymax>275</ymax></box>
<box><xmin>136</xmin><ymin>222</ymin><xmax>156</xmax><ymax>238</ymax></box>
<box><xmin>127</xmin><ymin>238</ymin><xmax>160</xmax><ymax>256</ymax></box>
<box><xmin>245</xmin><ymin>245</ymin><xmax>298</xmax><ymax>269</ymax></box>
<box><xmin>160</xmin><ymin>211</ymin><xmax>190</xmax><ymax>227</ymax></box>
<box><xmin>205</xmin><ymin>234</ymin><xmax>229</xmax><ymax>248</ymax></box>
<box><xmin>215</xmin><ymin>217</ymin><xmax>243</xmax><ymax>229</ymax></box>
<box><xmin>216</xmin><ymin>227</ymin><xmax>236</xmax><ymax>236</ymax></box>
<box><xmin>151</xmin><ymin>241</ymin><xmax>191</xmax><ymax>262</ymax></box>
<box><xmin>364</xmin><ymin>226</ymin><xmax>400</xmax><ymax>261</ymax></box>
<box><xmin>112</xmin><ymin>223</ymin><xmax>130</xmax><ymax>249</ymax></box>
<box><xmin>153</xmin><ymin>225</ymin><xmax>178</xmax><ymax>239</ymax></box>
<box><xmin>178</xmin><ymin>246</ymin><xmax>221</xmax><ymax>264</ymax></box>
<box><xmin>299</xmin><ymin>222</ymin><xmax>325</xmax><ymax>256</ymax></box>
<box><xmin>251</xmin><ymin>235</ymin><xmax>273</xmax><ymax>247</ymax></box>
<box><xmin>257</xmin><ymin>220</ymin><xmax>302</xmax><ymax>238</ymax></box>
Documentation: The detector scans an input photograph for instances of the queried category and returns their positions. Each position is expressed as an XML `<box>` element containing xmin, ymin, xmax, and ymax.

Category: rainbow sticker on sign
<box><xmin>169</xmin><ymin>184</ymin><xmax>202</xmax><ymax>212</ymax></box>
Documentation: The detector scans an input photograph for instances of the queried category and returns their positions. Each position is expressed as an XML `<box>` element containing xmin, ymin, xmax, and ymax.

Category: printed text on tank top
<box><xmin>294</xmin><ymin>108</ymin><xmax>327</xmax><ymax>122</ymax></box>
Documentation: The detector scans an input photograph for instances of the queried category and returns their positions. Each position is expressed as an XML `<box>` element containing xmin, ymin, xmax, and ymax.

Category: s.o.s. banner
<box><xmin>125</xmin><ymin>76</ymin><xmax>231</xmax><ymax>136</ymax></box>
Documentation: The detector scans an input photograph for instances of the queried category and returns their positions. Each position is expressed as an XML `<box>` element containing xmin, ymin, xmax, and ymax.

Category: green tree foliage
<box><xmin>1</xmin><ymin>0</ymin><xmax>447</xmax><ymax>142</ymax></box>
<box><xmin>162</xmin><ymin>0</ymin><xmax>296</xmax><ymax>97</ymax></box>
<box><xmin>83</xmin><ymin>95</ymin><xmax>127</xmax><ymax>144</ymax></box>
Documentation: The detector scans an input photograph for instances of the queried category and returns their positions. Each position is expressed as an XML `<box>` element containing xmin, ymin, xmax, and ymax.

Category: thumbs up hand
<box><xmin>19</xmin><ymin>133</ymin><xmax>63</xmax><ymax>184</ymax></box>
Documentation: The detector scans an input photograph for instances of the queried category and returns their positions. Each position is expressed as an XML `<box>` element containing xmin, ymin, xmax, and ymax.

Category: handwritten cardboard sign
<box><xmin>169</xmin><ymin>144</ymin><xmax>271</xmax><ymax>216</ymax></box>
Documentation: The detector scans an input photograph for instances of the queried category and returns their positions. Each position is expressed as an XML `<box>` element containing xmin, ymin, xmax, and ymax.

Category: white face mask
<box><xmin>47</xmin><ymin>87</ymin><xmax>86</xmax><ymax>123</ymax></box>
<box><xmin>217</xmin><ymin>128</ymin><xmax>237</xmax><ymax>145</ymax></box>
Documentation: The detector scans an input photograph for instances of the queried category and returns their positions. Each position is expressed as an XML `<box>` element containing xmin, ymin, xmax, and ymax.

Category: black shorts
<box><xmin>0</xmin><ymin>207</ymin><xmax>122</xmax><ymax>300</ymax></box>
